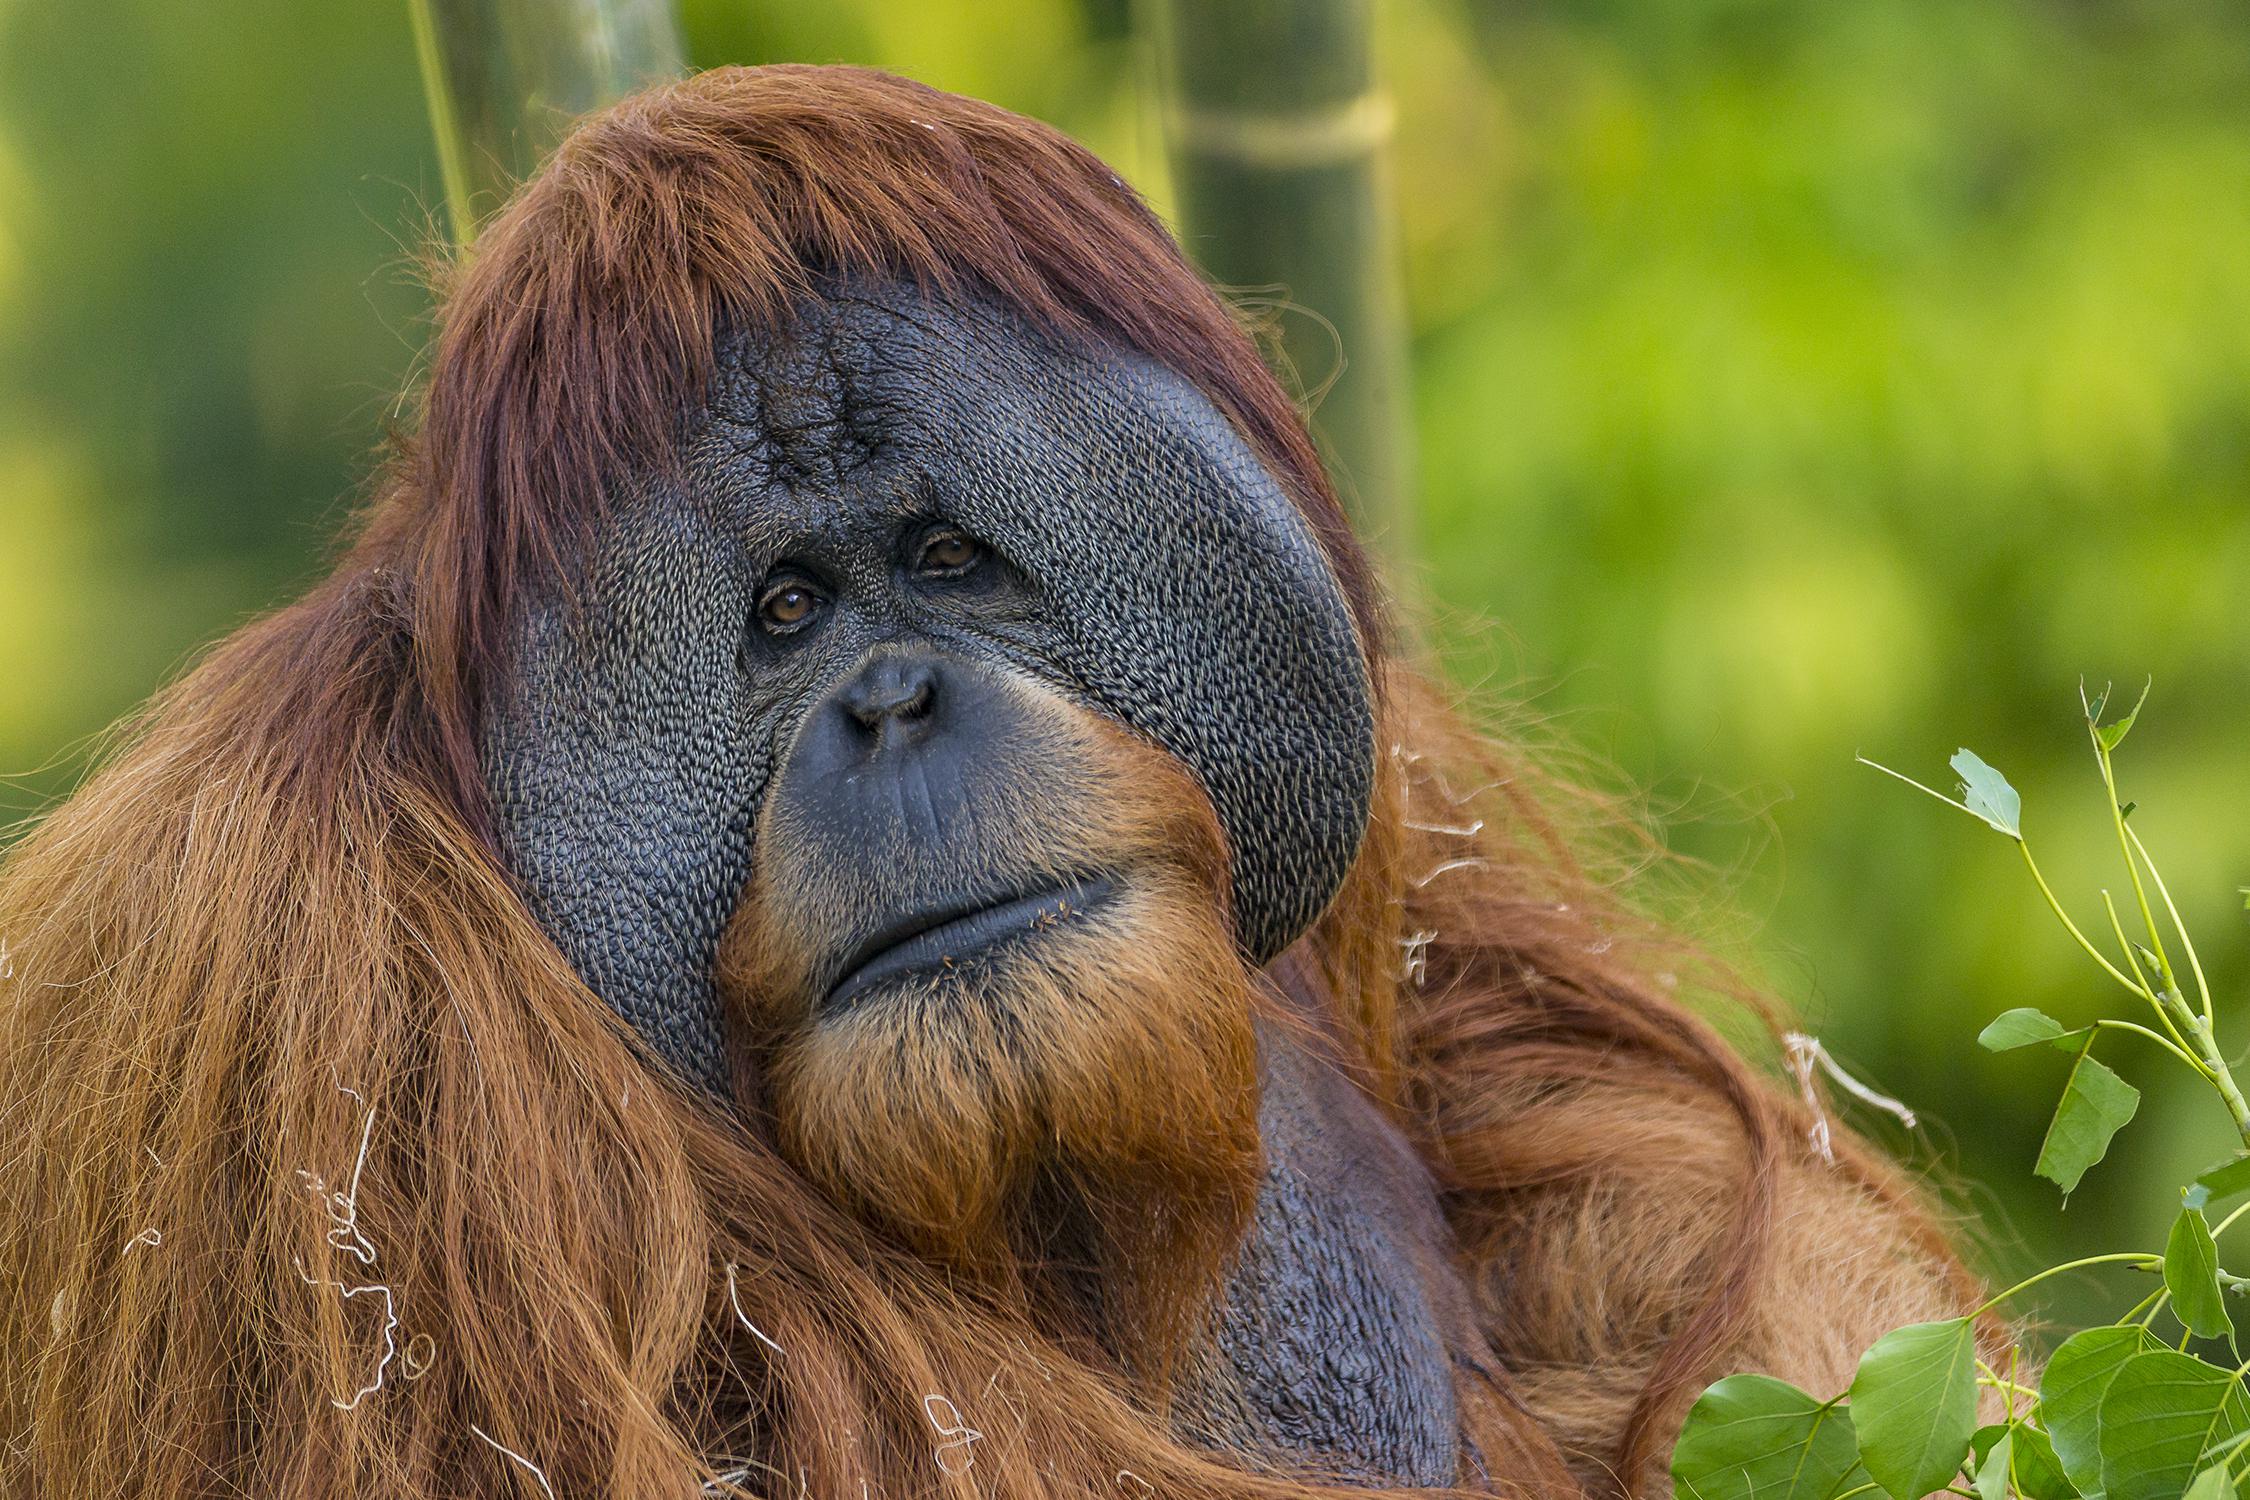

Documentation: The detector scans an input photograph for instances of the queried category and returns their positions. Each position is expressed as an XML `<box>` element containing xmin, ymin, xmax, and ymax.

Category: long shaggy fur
<box><xmin>0</xmin><ymin>64</ymin><xmax>1994</xmax><ymax>1498</ymax></box>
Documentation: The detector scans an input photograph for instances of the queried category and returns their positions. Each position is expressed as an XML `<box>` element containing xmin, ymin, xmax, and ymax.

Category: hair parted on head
<box><xmin>0</xmin><ymin>62</ymin><xmax>1983</xmax><ymax>1500</ymax></box>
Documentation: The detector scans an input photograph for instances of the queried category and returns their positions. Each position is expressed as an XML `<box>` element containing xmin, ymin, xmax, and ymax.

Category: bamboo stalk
<box><xmin>1145</xmin><ymin>0</ymin><xmax>1416</xmax><ymax>564</ymax></box>
<box><xmin>407</xmin><ymin>0</ymin><xmax>685</xmax><ymax>247</ymax></box>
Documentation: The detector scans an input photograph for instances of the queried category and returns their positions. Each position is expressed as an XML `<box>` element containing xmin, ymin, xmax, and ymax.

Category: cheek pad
<box><xmin>912</xmin><ymin>322</ymin><xmax>1377</xmax><ymax>963</ymax></box>
<box><xmin>481</xmin><ymin>494</ymin><xmax>767</xmax><ymax>1092</ymax></box>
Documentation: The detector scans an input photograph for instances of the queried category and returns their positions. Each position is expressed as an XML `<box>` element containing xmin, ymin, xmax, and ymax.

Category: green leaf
<box><xmin>2188</xmin><ymin>1465</ymin><xmax>2239</xmax><ymax>1500</ymax></box>
<box><xmin>2091</xmin><ymin>678</ymin><xmax>2152</xmax><ymax>753</ymax></box>
<box><xmin>1980</xmin><ymin>1008</ymin><xmax>2082</xmax><ymax>1052</ymax></box>
<box><xmin>1849</xmin><ymin>1317</ymin><xmax>1979</xmax><ymax>1499</ymax></box>
<box><xmin>1951</xmin><ymin>747</ymin><xmax>2024</xmax><ymax>838</ymax></box>
<box><xmin>2037</xmin><ymin>1037</ymin><xmax>2140</xmax><ymax>1195</ymax></box>
<box><xmin>2168</xmin><ymin>1203</ymin><xmax>2236</xmax><ymax>1341</ymax></box>
<box><xmin>1669</xmin><ymin>1373</ymin><xmax>1869</xmax><ymax>1500</ymax></box>
<box><xmin>2006</xmin><ymin>1424</ymin><xmax>2081</xmax><ymax>1500</ymax></box>
<box><xmin>2190</xmin><ymin>1156</ymin><xmax>2250</xmax><ymax>1212</ymax></box>
<box><xmin>2042</xmin><ymin>1325</ymin><xmax>2163</xmax><ymax>1497</ymax></box>
<box><xmin>1973</xmin><ymin>1429</ymin><xmax>2014</xmax><ymax>1500</ymax></box>
<box><xmin>2097</xmin><ymin>1349</ymin><xmax>2250</xmax><ymax>1500</ymax></box>
<box><xmin>1970</xmin><ymin>1425</ymin><xmax>2081</xmax><ymax>1500</ymax></box>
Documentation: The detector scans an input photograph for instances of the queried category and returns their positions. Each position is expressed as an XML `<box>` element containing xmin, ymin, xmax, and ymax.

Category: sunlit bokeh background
<box><xmin>4</xmin><ymin>0</ymin><xmax>2247</xmax><ymax>1334</ymax></box>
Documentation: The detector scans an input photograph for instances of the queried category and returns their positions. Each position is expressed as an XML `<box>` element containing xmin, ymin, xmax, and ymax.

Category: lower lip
<box><xmin>824</xmin><ymin>875</ymin><xmax>1118</xmax><ymax>1010</ymax></box>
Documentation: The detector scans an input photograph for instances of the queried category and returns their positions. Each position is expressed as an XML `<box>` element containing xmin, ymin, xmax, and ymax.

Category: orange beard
<box><xmin>716</xmin><ymin>691</ymin><xmax>1264</xmax><ymax>1364</ymax></box>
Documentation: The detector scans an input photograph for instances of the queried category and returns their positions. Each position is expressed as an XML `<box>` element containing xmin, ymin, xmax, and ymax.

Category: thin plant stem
<box><xmin>1973</xmin><ymin>1377</ymin><xmax>2038</xmax><ymax>1400</ymax></box>
<box><xmin>1856</xmin><ymin>758</ymin><xmax>1981</xmax><ymax>823</ymax></box>
<box><xmin>2097</xmin><ymin>888</ymin><xmax>2196</xmax><ymax>1055</ymax></box>
<box><xmin>2216</xmin><ymin>1425</ymin><xmax>2250</xmax><ymax>1484</ymax></box>
<box><xmin>2084</xmin><ymin>722</ymin><xmax>2246</xmax><ymax>1141</ymax></box>
<box><xmin>1855</xmin><ymin>754</ymin><xmax>2158</xmax><ymax>1005</ymax></box>
<box><xmin>2093</xmin><ymin>735</ymin><xmax>2181</xmax><ymax>1006</ymax></box>
<box><xmin>2102</xmin><ymin>889</ymin><xmax>2159</xmax><ymax>997</ymax></box>
<box><xmin>1974</xmin><ymin>1367</ymin><xmax>2037</xmax><ymax>1404</ymax></box>
<box><xmin>2075</xmin><ymin>775</ymin><xmax>2250</xmax><ymax>1142</ymax></box>
<box><xmin>2127</xmin><ymin>822</ymin><xmax>2214</xmax><ymax>1026</ymax></box>
<box><xmin>2018</xmin><ymin>843</ymin><xmax>2161</xmax><ymax>1003</ymax></box>
<box><xmin>2024</xmin><ymin>839</ymin><xmax>2250</xmax><ymax>1151</ymax></box>
<box><xmin>2091</xmin><ymin>1017</ymin><xmax>2210</xmax><ymax>1076</ymax></box>
<box><xmin>2192</xmin><ymin>1035</ymin><xmax>2250</xmax><ymax>1149</ymax></box>
<box><xmin>1972</xmin><ymin>1253</ymin><xmax>2165</xmax><ymax>1320</ymax></box>
<box><xmin>2119</xmin><ymin>1286</ymin><xmax>2167</xmax><ymax>1325</ymax></box>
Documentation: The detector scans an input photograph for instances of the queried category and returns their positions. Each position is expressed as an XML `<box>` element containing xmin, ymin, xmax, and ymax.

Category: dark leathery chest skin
<box><xmin>1178</xmin><ymin>1015</ymin><xmax>1470</xmax><ymax>1486</ymax></box>
<box><xmin>482</xmin><ymin>285</ymin><xmax>1375</xmax><ymax>1092</ymax></box>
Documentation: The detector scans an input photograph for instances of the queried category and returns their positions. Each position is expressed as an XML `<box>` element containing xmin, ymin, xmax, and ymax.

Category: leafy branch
<box><xmin>1675</xmin><ymin>684</ymin><xmax>2250</xmax><ymax>1500</ymax></box>
<box><xmin>1856</xmin><ymin>681</ymin><xmax>2250</xmax><ymax>1160</ymax></box>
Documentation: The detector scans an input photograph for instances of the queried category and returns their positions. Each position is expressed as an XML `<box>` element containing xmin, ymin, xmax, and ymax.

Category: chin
<box><xmin>721</xmin><ymin>853</ymin><xmax>1262</xmax><ymax>1349</ymax></box>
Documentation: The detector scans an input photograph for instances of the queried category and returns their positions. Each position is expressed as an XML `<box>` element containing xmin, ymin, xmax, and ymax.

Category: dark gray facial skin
<box><xmin>481</xmin><ymin>285</ymin><xmax>1472</xmax><ymax>1484</ymax></box>
<box><xmin>483</xmin><ymin>285</ymin><xmax>1376</xmax><ymax>1094</ymax></box>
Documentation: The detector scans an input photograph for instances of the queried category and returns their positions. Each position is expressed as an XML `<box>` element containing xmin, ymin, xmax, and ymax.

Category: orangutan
<box><xmin>0</xmin><ymin>64</ymin><xmax>1992</xmax><ymax>1500</ymax></box>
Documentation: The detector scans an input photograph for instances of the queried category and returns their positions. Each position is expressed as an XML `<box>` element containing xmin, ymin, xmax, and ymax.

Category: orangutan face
<box><xmin>481</xmin><ymin>284</ymin><xmax>1375</xmax><ymax>1277</ymax></box>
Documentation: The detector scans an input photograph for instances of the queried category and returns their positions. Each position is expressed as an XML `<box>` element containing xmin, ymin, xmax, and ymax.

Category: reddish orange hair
<box><xmin>0</xmin><ymin>64</ymin><xmax>1989</xmax><ymax>1500</ymax></box>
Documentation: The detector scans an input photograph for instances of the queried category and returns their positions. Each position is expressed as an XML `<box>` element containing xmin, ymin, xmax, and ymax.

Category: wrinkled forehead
<box><xmin>681</xmin><ymin>285</ymin><xmax>1319</xmax><ymax>559</ymax></box>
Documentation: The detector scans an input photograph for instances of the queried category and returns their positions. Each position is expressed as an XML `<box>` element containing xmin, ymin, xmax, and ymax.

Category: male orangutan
<box><xmin>0</xmin><ymin>65</ymin><xmax>1996</xmax><ymax>1499</ymax></box>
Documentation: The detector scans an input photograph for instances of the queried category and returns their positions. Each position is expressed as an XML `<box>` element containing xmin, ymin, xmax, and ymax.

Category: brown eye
<box><xmin>916</xmin><ymin>529</ymin><xmax>982</xmax><ymax>575</ymax></box>
<box><xmin>757</xmin><ymin>579</ymin><xmax>822</xmax><ymax>633</ymax></box>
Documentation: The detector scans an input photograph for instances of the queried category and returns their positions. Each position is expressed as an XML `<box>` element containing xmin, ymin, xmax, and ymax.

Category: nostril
<box><xmin>842</xmin><ymin>659</ymin><xmax>940</xmax><ymax>734</ymax></box>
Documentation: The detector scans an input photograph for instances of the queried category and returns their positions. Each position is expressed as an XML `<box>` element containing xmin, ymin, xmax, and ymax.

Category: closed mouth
<box><xmin>823</xmin><ymin>874</ymin><xmax>1117</xmax><ymax>1010</ymax></box>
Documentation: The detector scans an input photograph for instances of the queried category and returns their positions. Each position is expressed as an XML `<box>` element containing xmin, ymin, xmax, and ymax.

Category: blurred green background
<box><xmin>2</xmin><ymin>0</ymin><xmax>2246</xmax><ymax>1335</ymax></box>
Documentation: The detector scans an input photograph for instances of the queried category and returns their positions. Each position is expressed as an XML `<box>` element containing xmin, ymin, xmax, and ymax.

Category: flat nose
<box><xmin>837</xmin><ymin>655</ymin><xmax>939</xmax><ymax>744</ymax></box>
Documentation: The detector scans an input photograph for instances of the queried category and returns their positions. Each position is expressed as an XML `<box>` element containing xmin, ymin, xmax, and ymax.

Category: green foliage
<box><xmin>2094</xmin><ymin>1352</ymin><xmax>2250</xmax><ymax>1500</ymax></box>
<box><xmin>2087</xmin><ymin>681</ymin><xmax>2151</xmax><ymax>756</ymax></box>
<box><xmin>1971</xmin><ymin>1422</ymin><xmax>2076</xmax><ymax>1500</ymax></box>
<box><xmin>2044</xmin><ymin>1326</ymin><xmax>2164</xmax><ymax>1498</ymax></box>
<box><xmin>2165</xmin><ymin>1207</ymin><xmax>2232</xmax><ymax>1343</ymax></box>
<box><xmin>1676</xmin><ymin>689</ymin><xmax>2250</xmax><ymax>1498</ymax></box>
<box><xmin>2188</xmin><ymin>1465</ymin><xmax>2239</xmax><ymax>1500</ymax></box>
<box><xmin>1400</xmin><ymin>0</ymin><xmax>2250</xmax><ymax>1343</ymax></box>
<box><xmin>1980</xmin><ymin>1009</ymin><xmax>2082</xmax><ymax>1052</ymax></box>
<box><xmin>1953</xmin><ymin>749</ymin><xmax>2026</xmax><ymax>841</ymax></box>
<box><xmin>1668</xmin><ymin>1375</ymin><xmax>1868</xmax><ymax>1500</ymax></box>
<box><xmin>2190</xmin><ymin>1158</ymin><xmax>2250</xmax><ymax>1213</ymax></box>
<box><xmin>2037</xmin><ymin>1041</ymin><xmax>2140</xmax><ymax>1197</ymax></box>
<box><xmin>1849</xmin><ymin>1318</ymin><xmax>1981</xmax><ymax>1499</ymax></box>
